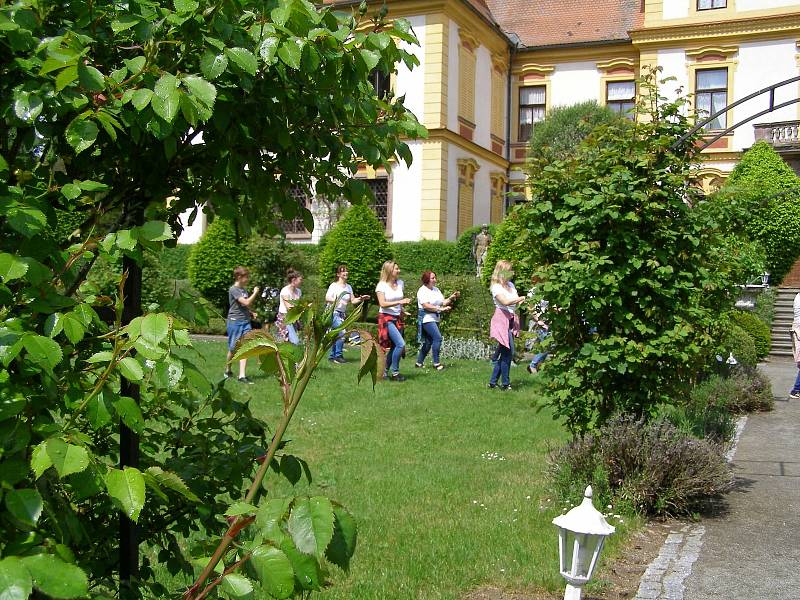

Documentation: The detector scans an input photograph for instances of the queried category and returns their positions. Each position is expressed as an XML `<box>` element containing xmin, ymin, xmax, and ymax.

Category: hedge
<box><xmin>481</xmin><ymin>211</ymin><xmax>534</xmax><ymax>286</ymax></box>
<box><xmin>730</xmin><ymin>310</ymin><xmax>771</xmax><ymax>360</ymax></box>
<box><xmin>391</xmin><ymin>240</ymin><xmax>462</xmax><ymax>275</ymax></box>
<box><xmin>188</xmin><ymin>219</ymin><xmax>251</xmax><ymax>311</ymax></box>
<box><xmin>718</xmin><ymin>323</ymin><xmax>758</xmax><ymax>369</ymax></box>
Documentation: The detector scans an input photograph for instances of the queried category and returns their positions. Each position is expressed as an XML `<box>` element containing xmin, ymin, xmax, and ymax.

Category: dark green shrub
<box><xmin>435</xmin><ymin>274</ymin><xmax>494</xmax><ymax>339</ymax></box>
<box><xmin>718</xmin><ymin>323</ymin><xmax>758</xmax><ymax>369</ymax></box>
<box><xmin>319</xmin><ymin>204</ymin><xmax>392</xmax><ymax>296</ymax></box>
<box><xmin>188</xmin><ymin>219</ymin><xmax>251</xmax><ymax>311</ymax></box>
<box><xmin>480</xmin><ymin>210</ymin><xmax>534</xmax><ymax>285</ymax></box>
<box><xmin>730</xmin><ymin>310</ymin><xmax>771</xmax><ymax>359</ymax></box>
<box><xmin>286</xmin><ymin>243</ymin><xmax>321</xmax><ymax>276</ymax></box>
<box><xmin>724</xmin><ymin>141</ymin><xmax>800</xmax><ymax>283</ymax></box>
<box><xmin>455</xmin><ymin>224</ymin><xmax>497</xmax><ymax>275</ymax></box>
<box><xmin>691</xmin><ymin>371</ymin><xmax>773</xmax><ymax>415</ymax></box>
<box><xmin>391</xmin><ymin>240</ymin><xmax>462</xmax><ymax>275</ymax></box>
<box><xmin>549</xmin><ymin>415</ymin><xmax>733</xmax><ymax>516</ymax></box>
<box><xmin>159</xmin><ymin>245</ymin><xmax>193</xmax><ymax>280</ymax></box>
<box><xmin>753</xmin><ymin>287</ymin><xmax>776</xmax><ymax>327</ymax></box>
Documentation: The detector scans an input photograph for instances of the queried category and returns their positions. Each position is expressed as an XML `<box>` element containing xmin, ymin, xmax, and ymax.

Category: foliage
<box><xmin>653</xmin><ymin>400</ymin><xmax>735</xmax><ymax>447</ymax></box>
<box><xmin>391</xmin><ymin>240</ymin><xmax>462</xmax><ymax>275</ymax></box>
<box><xmin>188</xmin><ymin>219</ymin><xmax>251</xmax><ymax>312</ymax></box>
<box><xmin>286</xmin><ymin>243</ymin><xmax>321</xmax><ymax>276</ymax></box>
<box><xmin>159</xmin><ymin>245</ymin><xmax>193</xmax><ymax>281</ymax></box>
<box><xmin>730</xmin><ymin>310</ymin><xmax>771</xmax><ymax>360</ymax></box>
<box><xmin>0</xmin><ymin>0</ymin><xmax>425</xmax><ymax>595</ymax></box>
<box><xmin>549</xmin><ymin>415</ymin><xmax>733</xmax><ymax>516</ymax></box>
<box><xmin>439</xmin><ymin>337</ymin><xmax>495</xmax><ymax>361</ymax></box>
<box><xmin>517</xmin><ymin>69</ymin><xmax>748</xmax><ymax>433</ymax></box>
<box><xmin>319</xmin><ymin>204</ymin><xmax>392</xmax><ymax>296</ymax></box>
<box><xmin>481</xmin><ymin>210</ymin><xmax>534</xmax><ymax>285</ymax></box>
<box><xmin>723</xmin><ymin>141</ymin><xmax>800</xmax><ymax>283</ymax></box>
<box><xmin>753</xmin><ymin>287</ymin><xmax>776</xmax><ymax>327</ymax></box>
<box><xmin>691</xmin><ymin>371</ymin><xmax>774</xmax><ymax>415</ymax></box>
<box><xmin>718</xmin><ymin>323</ymin><xmax>758</xmax><ymax>370</ymax></box>
<box><xmin>436</xmin><ymin>274</ymin><xmax>495</xmax><ymax>339</ymax></box>
<box><xmin>527</xmin><ymin>100</ymin><xmax>621</xmax><ymax>178</ymax></box>
<box><xmin>455</xmin><ymin>224</ymin><xmax>497</xmax><ymax>275</ymax></box>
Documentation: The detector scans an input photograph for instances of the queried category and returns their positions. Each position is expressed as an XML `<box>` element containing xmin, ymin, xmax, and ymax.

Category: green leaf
<box><xmin>111</xmin><ymin>14</ymin><xmax>141</xmax><ymax>33</ymax></box>
<box><xmin>140</xmin><ymin>312</ymin><xmax>170</xmax><ymax>345</ymax></box>
<box><xmin>31</xmin><ymin>441</ymin><xmax>52</xmax><ymax>478</ymax></box>
<box><xmin>20</xmin><ymin>554</ymin><xmax>88</xmax><ymax>599</ymax></box>
<box><xmin>232</xmin><ymin>334</ymin><xmax>278</xmax><ymax>362</ymax></box>
<box><xmin>271</xmin><ymin>4</ymin><xmax>291</xmax><ymax>26</ymax></box>
<box><xmin>13</xmin><ymin>92</ymin><xmax>42</xmax><ymax>123</ymax></box>
<box><xmin>280</xmin><ymin>538</ymin><xmax>322</xmax><ymax>591</ymax></box>
<box><xmin>249</xmin><ymin>545</ymin><xmax>294</xmax><ymax>600</ymax></box>
<box><xmin>225</xmin><ymin>47</ymin><xmax>257</xmax><ymax>76</ymax></box>
<box><xmin>151</xmin><ymin>89</ymin><xmax>180</xmax><ymax>123</ymax></box>
<box><xmin>113</xmin><ymin>397</ymin><xmax>145</xmax><ymax>434</ymax></box>
<box><xmin>224</xmin><ymin>502</ymin><xmax>257</xmax><ymax>516</ymax></box>
<box><xmin>61</xmin><ymin>183</ymin><xmax>82</xmax><ymax>200</ymax></box>
<box><xmin>138</xmin><ymin>220</ymin><xmax>173</xmax><ymax>241</ymax></box>
<box><xmin>55</xmin><ymin>66</ymin><xmax>78</xmax><ymax>92</ymax></box>
<box><xmin>125</xmin><ymin>56</ymin><xmax>146</xmax><ymax>74</ymax></box>
<box><xmin>77</xmin><ymin>64</ymin><xmax>105</xmax><ymax>91</ymax></box>
<box><xmin>287</xmin><ymin>496</ymin><xmax>335</xmax><ymax>559</ymax></box>
<box><xmin>359</xmin><ymin>49</ymin><xmax>380</xmax><ymax>71</ymax></box>
<box><xmin>61</xmin><ymin>313</ymin><xmax>85</xmax><ymax>344</ymax></box>
<box><xmin>4</xmin><ymin>488</ymin><xmax>43</xmax><ymax>528</ymax></box>
<box><xmin>255</xmin><ymin>497</ymin><xmax>292</xmax><ymax>543</ymax></box>
<box><xmin>277</xmin><ymin>41</ymin><xmax>302</xmax><ymax>70</ymax></box>
<box><xmin>118</xmin><ymin>357</ymin><xmax>144</xmax><ymax>382</ymax></box>
<box><xmin>86</xmin><ymin>394</ymin><xmax>113</xmax><ymax>429</ymax></box>
<box><xmin>0</xmin><ymin>253</ymin><xmax>29</xmax><ymax>282</ymax></box>
<box><xmin>105</xmin><ymin>466</ymin><xmax>146</xmax><ymax>521</ymax></box>
<box><xmin>155</xmin><ymin>72</ymin><xmax>179</xmax><ymax>97</ymax></box>
<box><xmin>0</xmin><ymin>152</ymin><xmax>7</xmax><ymax>177</ymax></box>
<box><xmin>145</xmin><ymin>467</ymin><xmax>199</xmax><ymax>502</ymax></box>
<box><xmin>131</xmin><ymin>88</ymin><xmax>153</xmax><ymax>111</ymax></box>
<box><xmin>280</xmin><ymin>455</ymin><xmax>302</xmax><ymax>485</ymax></box>
<box><xmin>182</xmin><ymin>75</ymin><xmax>216</xmax><ymax>108</ymax></box>
<box><xmin>0</xmin><ymin>557</ymin><xmax>32</xmax><ymax>600</ymax></box>
<box><xmin>325</xmin><ymin>503</ymin><xmax>357</xmax><ymax>571</ymax></box>
<box><xmin>258</xmin><ymin>37</ymin><xmax>280</xmax><ymax>64</ymax></box>
<box><xmin>200</xmin><ymin>51</ymin><xmax>228</xmax><ymax>80</ymax></box>
<box><xmin>45</xmin><ymin>438</ymin><xmax>89</xmax><ymax>478</ymax></box>
<box><xmin>220</xmin><ymin>573</ymin><xmax>254</xmax><ymax>599</ymax></box>
<box><xmin>65</xmin><ymin>119</ymin><xmax>99</xmax><ymax>154</ymax></box>
<box><xmin>23</xmin><ymin>335</ymin><xmax>62</xmax><ymax>370</ymax></box>
<box><xmin>77</xmin><ymin>179</ymin><xmax>109</xmax><ymax>191</ymax></box>
<box><xmin>174</xmin><ymin>0</ymin><xmax>199</xmax><ymax>13</ymax></box>
<box><xmin>86</xmin><ymin>350</ymin><xmax>113</xmax><ymax>363</ymax></box>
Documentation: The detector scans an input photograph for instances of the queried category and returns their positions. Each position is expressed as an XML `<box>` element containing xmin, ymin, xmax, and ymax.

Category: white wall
<box><xmin>447</xmin><ymin>18</ymin><xmax>460</xmax><ymax>133</ymax></box>
<box><xmin>474</xmin><ymin>45</ymin><xmax>492</xmax><ymax>149</ymax></box>
<box><xmin>390</xmin><ymin>140</ymin><xmax>424</xmax><ymax>241</ymax></box>
<box><xmin>446</xmin><ymin>145</ymin><xmax>499</xmax><ymax>240</ymax></box>
<box><xmin>738</xmin><ymin>0</ymin><xmax>800</xmax><ymax>9</ymax></box>
<box><xmin>662</xmin><ymin>0</ymin><xmax>689</xmax><ymax>20</ymax></box>
<box><xmin>177</xmin><ymin>205</ymin><xmax>206</xmax><ymax>244</ymax></box>
<box><xmin>550</xmin><ymin>62</ymin><xmax>602</xmax><ymax>107</ymax></box>
<box><xmin>396</xmin><ymin>15</ymin><xmax>426</xmax><ymax>122</ymax></box>
<box><xmin>734</xmin><ymin>39</ymin><xmax>800</xmax><ymax>150</ymax></box>
<box><xmin>656</xmin><ymin>48</ymin><xmax>689</xmax><ymax>107</ymax></box>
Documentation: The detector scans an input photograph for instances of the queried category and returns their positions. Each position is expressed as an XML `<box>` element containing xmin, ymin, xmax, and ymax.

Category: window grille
<box><xmin>366</xmin><ymin>178</ymin><xmax>389</xmax><ymax>230</ymax></box>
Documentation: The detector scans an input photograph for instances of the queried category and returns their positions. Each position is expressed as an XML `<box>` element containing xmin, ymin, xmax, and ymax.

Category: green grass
<box><xmin>172</xmin><ymin>340</ymin><xmax>634</xmax><ymax>599</ymax></box>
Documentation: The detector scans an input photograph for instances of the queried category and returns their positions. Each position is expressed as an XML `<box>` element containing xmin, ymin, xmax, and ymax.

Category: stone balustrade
<box><xmin>753</xmin><ymin>120</ymin><xmax>800</xmax><ymax>149</ymax></box>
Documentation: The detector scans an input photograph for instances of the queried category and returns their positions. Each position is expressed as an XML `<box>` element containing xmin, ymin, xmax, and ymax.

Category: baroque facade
<box><xmin>178</xmin><ymin>0</ymin><xmax>800</xmax><ymax>244</ymax></box>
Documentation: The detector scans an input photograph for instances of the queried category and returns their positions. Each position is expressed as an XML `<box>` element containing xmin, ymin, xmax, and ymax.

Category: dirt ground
<box><xmin>463</xmin><ymin>521</ymin><xmax>676</xmax><ymax>600</ymax></box>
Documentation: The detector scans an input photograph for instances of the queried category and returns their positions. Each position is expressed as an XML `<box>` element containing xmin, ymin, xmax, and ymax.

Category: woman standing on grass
<box><xmin>375</xmin><ymin>260</ymin><xmax>411</xmax><ymax>382</ymax></box>
<box><xmin>326</xmin><ymin>264</ymin><xmax>370</xmax><ymax>364</ymax></box>
<box><xmin>276</xmin><ymin>269</ymin><xmax>303</xmax><ymax>345</ymax></box>
<box><xmin>488</xmin><ymin>260</ymin><xmax>524</xmax><ymax>390</ymax></box>
<box><xmin>415</xmin><ymin>271</ymin><xmax>459</xmax><ymax>370</ymax></box>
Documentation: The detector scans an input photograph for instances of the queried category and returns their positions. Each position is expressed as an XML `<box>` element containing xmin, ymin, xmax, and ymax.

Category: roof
<box><xmin>483</xmin><ymin>0</ymin><xmax>644</xmax><ymax>48</ymax></box>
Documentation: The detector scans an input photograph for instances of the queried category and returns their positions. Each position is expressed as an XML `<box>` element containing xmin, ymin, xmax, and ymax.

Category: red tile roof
<box><xmin>482</xmin><ymin>0</ymin><xmax>643</xmax><ymax>48</ymax></box>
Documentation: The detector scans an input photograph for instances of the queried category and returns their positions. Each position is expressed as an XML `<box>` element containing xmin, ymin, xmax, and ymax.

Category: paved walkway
<box><xmin>637</xmin><ymin>360</ymin><xmax>800</xmax><ymax>599</ymax></box>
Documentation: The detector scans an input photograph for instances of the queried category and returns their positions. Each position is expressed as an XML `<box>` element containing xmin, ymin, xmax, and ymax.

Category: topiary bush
<box><xmin>718</xmin><ymin>323</ymin><xmax>758</xmax><ymax>369</ymax></box>
<box><xmin>480</xmin><ymin>210</ymin><xmax>534</xmax><ymax>285</ymax></box>
<box><xmin>549</xmin><ymin>415</ymin><xmax>733</xmax><ymax>516</ymax></box>
<box><xmin>319</xmin><ymin>204</ymin><xmax>392</xmax><ymax>296</ymax></box>
<box><xmin>391</xmin><ymin>240</ymin><xmax>462</xmax><ymax>275</ymax></box>
<box><xmin>723</xmin><ymin>141</ymin><xmax>800</xmax><ymax>283</ymax></box>
<box><xmin>188</xmin><ymin>219</ymin><xmax>251</xmax><ymax>312</ymax></box>
<box><xmin>455</xmin><ymin>224</ymin><xmax>497</xmax><ymax>275</ymax></box>
<box><xmin>436</xmin><ymin>274</ymin><xmax>495</xmax><ymax>339</ymax></box>
<box><xmin>730</xmin><ymin>310</ymin><xmax>771</xmax><ymax>360</ymax></box>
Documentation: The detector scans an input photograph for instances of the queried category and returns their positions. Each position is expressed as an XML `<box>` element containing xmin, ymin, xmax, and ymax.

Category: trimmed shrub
<box><xmin>480</xmin><ymin>210</ymin><xmax>534</xmax><ymax>286</ymax></box>
<box><xmin>549</xmin><ymin>415</ymin><xmax>733</xmax><ymax>516</ymax></box>
<box><xmin>286</xmin><ymin>243</ymin><xmax>321</xmax><ymax>276</ymax></box>
<box><xmin>718</xmin><ymin>323</ymin><xmax>758</xmax><ymax>369</ymax></box>
<box><xmin>188</xmin><ymin>219</ymin><xmax>251</xmax><ymax>312</ymax></box>
<box><xmin>691</xmin><ymin>371</ymin><xmax>774</xmax><ymax>415</ymax></box>
<box><xmin>730</xmin><ymin>310</ymin><xmax>771</xmax><ymax>360</ymax></box>
<box><xmin>455</xmin><ymin>224</ymin><xmax>497</xmax><ymax>275</ymax></box>
<box><xmin>436</xmin><ymin>274</ymin><xmax>495</xmax><ymax>339</ymax></box>
<box><xmin>319</xmin><ymin>204</ymin><xmax>392</xmax><ymax>296</ymax></box>
<box><xmin>391</xmin><ymin>240</ymin><xmax>462</xmax><ymax>275</ymax></box>
<box><xmin>724</xmin><ymin>141</ymin><xmax>800</xmax><ymax>283</ymax></box>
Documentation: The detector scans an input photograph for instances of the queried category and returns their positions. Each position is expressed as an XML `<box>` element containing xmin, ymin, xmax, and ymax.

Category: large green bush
<box><xmin>188</xmin><ymin>219</ymin><xmax>251</xmax><ymax>312</ymax></box>
<box><xmin>754</xmin><ymin>287</ymin><xmax>776</xmax><ymax>327</ymax></box>
<box><xmin>724</xmin><ymin>141</ymin><xmax>800</xmax><ymax>283</ymax></box>
<box><xmin>718</xmin><ymin>323</ymin><xmax>758</xmax><ymax>369</ymax></box>
<box><xmin>455</xmin><ymin>224</ymin><xmax>497</xmax><ymax>275</ymax></box>
<box><xmin>481</xmin><ymin>210</ymin><xmax>534</xmax><ymax>286</ymax></box>
<box><xmin>436</xmin><ymin>274</ymin><xmax>495</xmax><ymax>338</ymax></box>
<box><xmin>391</xmin><ymin>240</ymin><xmax>462</xmax><ymax>275</ymax></box>
<box><xmin>730</xmin><ymin>310</ymin><xmax>771</xmax><ymax>360</ymax></box>
<box><xmin>319</xmin><ymin>204</ymin><xmax>392</xmax><ymax>295</ymax></box>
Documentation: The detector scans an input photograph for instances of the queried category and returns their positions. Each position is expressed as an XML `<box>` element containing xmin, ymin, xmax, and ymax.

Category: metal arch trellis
<box><xmin>671</xmin><ymin>74</ymin><xmax>800</xmax><ymax>152</ymax></box>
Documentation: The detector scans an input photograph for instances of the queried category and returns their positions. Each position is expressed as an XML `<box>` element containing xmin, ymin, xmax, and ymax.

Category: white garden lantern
<box><xmin>761</xmin><ymin>271</ymin><xmax>770</xmax><ymax>287</ymax></box>
<box><xmin>552</xmin><ymin>486</ymin><xmax>615</xmax><ymax>600</ymax></box>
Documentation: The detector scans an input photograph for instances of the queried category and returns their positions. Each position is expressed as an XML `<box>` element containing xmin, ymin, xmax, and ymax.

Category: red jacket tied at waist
<box><xmin>378</xmin><ymin>312</ymin><xmax>404</xmax><ymax>351</ymax></box>
<box><xmin>490</xmin><ymin>308</ymin><xmax>520</xmax><ymax>349</ymax></box>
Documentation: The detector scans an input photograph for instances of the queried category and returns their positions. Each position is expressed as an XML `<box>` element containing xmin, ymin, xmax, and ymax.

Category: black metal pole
<box><xmin>120</xmin><ymin>211</ymin><xmax>143</xmax><ymax>598</ymax></box>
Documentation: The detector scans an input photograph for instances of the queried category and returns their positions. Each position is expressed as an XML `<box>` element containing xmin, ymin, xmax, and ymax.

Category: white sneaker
<box><xmin>789</xmin><ymin>391</ymin><xmax>800</xmax><ymax>400</ymax></box>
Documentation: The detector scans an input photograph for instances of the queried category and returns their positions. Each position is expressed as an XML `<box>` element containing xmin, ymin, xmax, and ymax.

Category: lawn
<box><xmin>169</xmin><ymin>340</ymin><xmax>630</xmax><ymax>599</ymax></box>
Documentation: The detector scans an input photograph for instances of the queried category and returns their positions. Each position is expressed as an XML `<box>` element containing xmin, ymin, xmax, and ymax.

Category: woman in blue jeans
<box><xmin>325</xmin><ymin>264</ymin><xmax>370</xmax><ymax>364</ymax></box>
<box><xmin>376</xmin><ymin>260</ymin><xmax>411</xmax><ymax>382</ymax></box>
<box><xmin>415</xmin><ymin>271</ymin><xmax>459</xmax><ymax>370</ymax></box>
<box><xmin>488</xmin><ymin>260</ymin><xmax>524</xmax><ymax>390</ymax></box>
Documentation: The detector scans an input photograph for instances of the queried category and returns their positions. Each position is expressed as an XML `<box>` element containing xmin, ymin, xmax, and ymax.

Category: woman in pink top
<box><xmin>488</xmin><ymin>260</ymin><xmax>524</xmax><ymax>390</ymax></box>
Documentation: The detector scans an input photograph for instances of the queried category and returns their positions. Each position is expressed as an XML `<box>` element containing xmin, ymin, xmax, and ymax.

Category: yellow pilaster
<box><xmin>423</xmin><ymin>13</ymin><xmax>449</xmax><ymax>130</ymax></box>
<box><xmin>420</xmin><ymin>140</ymin><xmax>449</xmax><ymax>240</ymax></box>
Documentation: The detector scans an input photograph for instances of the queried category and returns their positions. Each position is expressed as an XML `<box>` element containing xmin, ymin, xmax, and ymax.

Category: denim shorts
<box><xmin>226</xmin><ymin>319</ymin><xmax>252</xmax><ymax>351</ymax></box>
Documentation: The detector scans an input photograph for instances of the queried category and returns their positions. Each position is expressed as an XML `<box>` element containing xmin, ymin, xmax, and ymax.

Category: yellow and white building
<box><xmin>178</xmin><ymin>0</ymin><xmax>800</xmax><ymax>244</ymax></box>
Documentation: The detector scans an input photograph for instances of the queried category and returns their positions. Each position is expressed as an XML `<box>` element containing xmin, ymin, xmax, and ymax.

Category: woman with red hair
<box><xmin>415</xmin><ymin>271</ymin><xmax>459</xmax><ymax>370</ymax></box>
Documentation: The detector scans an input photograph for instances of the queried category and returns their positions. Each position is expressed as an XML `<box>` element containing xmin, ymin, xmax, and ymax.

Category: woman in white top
<box><xmin>375</xmin><ymin>260</ymin><xmax>411</xmax><ymax>381</ymax></box>
<box><xmin>276</xmin><ymin>269</ymin><xmax>303</xmax><ymax>345</ymax></box>
<box><xmin>488</xmin><ymin>260</ymin><xmax>525</xmax><ymax>390</ymax></box>
<box><xmin>415</xmin><ymin>271</ymin><xmax>459</xmax><ymax>370</ymax></box>
<box><xmin>326</xmin><ymin>264</ymin><xmax>370</xmax><ymax>364</ymax></box>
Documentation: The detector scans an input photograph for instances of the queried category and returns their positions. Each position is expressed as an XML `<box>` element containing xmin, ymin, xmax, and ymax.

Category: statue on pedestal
<box><xmin>472</xmin><ymin>225</ymin><xmax>492</xmax><ymax>277</ymax></box>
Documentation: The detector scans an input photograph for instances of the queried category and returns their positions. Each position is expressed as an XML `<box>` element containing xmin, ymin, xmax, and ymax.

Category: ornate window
<box><xmin>606</xmin><ymin>81</ymin><xmax>636</xmax><ymax>117</ymax></box>
<box><xmin>281</xmin><ymin>187</ymin><xmax>312</xmax><ymax>237</ymax></box>
<box><xmin>697</xmin><ymin>0</ymin><xmax>726</xmax><ymax>9</ymax></box>
<box><xmin>366</xmin><ymin>177</ymin><xmax>390</xmax><ymax>231</ymax></box>
<box><xmin>518</xmin><ymin>86</ymin><xmax>546</xmax><ymax>142</ymax></box>
<box><xmin>696</xmin><ymin>68</ymin><xmax>728</xmax><ymax>130</ymax></box>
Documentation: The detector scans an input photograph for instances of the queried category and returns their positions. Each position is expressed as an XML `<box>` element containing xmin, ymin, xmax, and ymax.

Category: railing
<box><xmin>754</xmin><ymin>120</ymin><xmax>800</xmax><ymax>150</ymax></box>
